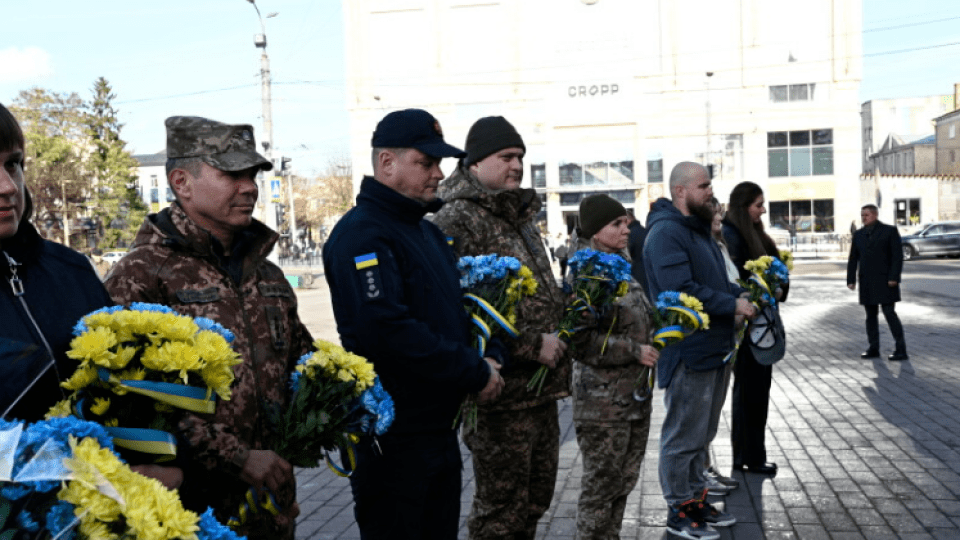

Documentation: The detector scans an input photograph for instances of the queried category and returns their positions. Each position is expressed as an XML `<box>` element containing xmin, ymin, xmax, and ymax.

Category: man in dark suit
<box><xmin>847</xmin><ymin>204</ymin><xmax>908</xmax><ymax>361</ymax></box>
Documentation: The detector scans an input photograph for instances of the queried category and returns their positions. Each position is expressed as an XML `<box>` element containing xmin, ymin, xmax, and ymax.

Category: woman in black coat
<box><xmin>1</xmin><ymin>103</ymin><xmax>113</xmax><ymax>421</ymax></box>
<box><xmin>721</xmin><ymin>182</ymin><xmax>786</xmax><ymax>475</ymax></box>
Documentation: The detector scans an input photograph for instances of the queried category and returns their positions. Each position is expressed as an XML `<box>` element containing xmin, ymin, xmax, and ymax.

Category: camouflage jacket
<box><xmin>104</xmin><ymin>203</ymin><xmax>313</xmax><ymax>530</ymax></box>
<box><xmin>569</xmin><ymin>241</ymin><xmax>655</xmax><ymax>422</ymax></box>
<box><xmin>433</xmin><ymin>166</ymin><xmax>569</xmax><ymax>412</ymax></box>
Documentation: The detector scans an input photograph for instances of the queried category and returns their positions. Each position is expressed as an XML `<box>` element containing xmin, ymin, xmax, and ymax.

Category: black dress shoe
<box><xmin>744</xmin><ymin>462</ymin><xmax>778</xmax><ymax>475</ymax></box>
<box><xmin>888</xmin><ymin>352</ymin><xmax>909</xmax><ymax>361</ymax></box>
<box><xmin>860</xmin><ymin>350</ymin><xmax>880</xmax><ymax>359</ymax></box>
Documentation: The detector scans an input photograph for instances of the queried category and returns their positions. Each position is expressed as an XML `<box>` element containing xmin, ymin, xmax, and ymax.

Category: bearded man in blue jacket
<box><xmin>643</xmin><ymin>162</ymin><xmax>758</xmax><ymax>540</ymax></box>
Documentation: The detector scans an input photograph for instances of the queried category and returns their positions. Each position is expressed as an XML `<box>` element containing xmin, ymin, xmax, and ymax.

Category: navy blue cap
<box><xmin>371</xmin><ymin>109</ymin><xmax>465</xmax><ymax>159</ymax></box>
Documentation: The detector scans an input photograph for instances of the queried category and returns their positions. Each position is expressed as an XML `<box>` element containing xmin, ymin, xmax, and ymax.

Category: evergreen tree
<box><xmin>85</xmin><ymin>77</ymin><xmax>147</xmax><ymax>249</ymax></box>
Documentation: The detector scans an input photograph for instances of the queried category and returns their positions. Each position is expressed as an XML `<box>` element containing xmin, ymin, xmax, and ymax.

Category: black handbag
<box><xmin>747</xmin><ymin>304</ymin><xmax>786</xmax><ymax>365</ymax></box>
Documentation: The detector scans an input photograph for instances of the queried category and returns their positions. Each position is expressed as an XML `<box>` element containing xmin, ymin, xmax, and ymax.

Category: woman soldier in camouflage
<box><xmin>571</xmin><ymin>194</ymin><xmax>659</xmax><ymax>540</ymax></box>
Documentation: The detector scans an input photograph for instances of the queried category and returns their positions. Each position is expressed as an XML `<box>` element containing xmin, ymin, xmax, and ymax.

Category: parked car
<box><xmin>102</xmin><ymin>251</ymin><xmax>128</xmax><ymax>265</ymax></box>
<box><xmin>900</xmin><ymin>221</ymin><xmax>960</xmax><ymax>260</ymax></box>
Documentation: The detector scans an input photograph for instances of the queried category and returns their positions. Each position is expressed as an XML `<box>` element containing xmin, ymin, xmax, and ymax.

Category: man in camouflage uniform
<box><xmin>433</xmin><ymin>116</ymin><xmax>568</xmax><ymax>539</ymax></box>
<box><xmin>105</xmin><ymin>116</ymin><xmax>313</xmax><ymax>539</ymax></box>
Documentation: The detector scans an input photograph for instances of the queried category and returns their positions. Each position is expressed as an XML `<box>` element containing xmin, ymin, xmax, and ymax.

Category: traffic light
<box><xmin>706</xmin><ymin>164</ymin><xmax>716</xmax><ymax>178</ymax></box>
<box><xmin>280</xmin><ymin>157</ymin><xmax>292</xmax><ymax>172</ymax></box>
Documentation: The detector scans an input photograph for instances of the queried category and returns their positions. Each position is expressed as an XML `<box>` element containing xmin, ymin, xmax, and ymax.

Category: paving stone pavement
<box><xmin>289</xmin><ymin>265</ymin><xmax>960</xmax><ymax>539</ymax></box>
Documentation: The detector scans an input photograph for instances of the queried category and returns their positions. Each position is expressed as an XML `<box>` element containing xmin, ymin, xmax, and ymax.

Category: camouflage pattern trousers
<box><xmin>573</xmin><ymin>404</ymin><xmax>652</xmax><ymax>540</ymax></box>
<box><xmin>463</xmin><ymin>401</ymin><xmax>560</xmax><ymax>540</ymax></box>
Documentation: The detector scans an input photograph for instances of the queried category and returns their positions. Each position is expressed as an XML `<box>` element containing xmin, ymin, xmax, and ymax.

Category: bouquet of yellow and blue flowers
<box><xmin>633</xmin><ymin>291</ymin><xmax>710</xmax><ymax>399</ymax></box>
<box><xmin>270</xmin><ymin>340</ymin><xmax>394</xmax><ymax>472</ymax></box>
<box><xmin>528</xmin><ymin>249</ymin><xmax>632</xmax><ymax>395</ymax></box>
<box><xmin>51</xmin><ymin>303</ymin><xmax>242</xmax><ymax>464</ymax></box>
<box><xmin>740</xmin><ymin>255</ymin><xmax>791</xmax><ymax>308</ymax></box>
<box><xmin>0</xmin><ymin>417</ymin><xmax>238</xmax><ymax>540</ymax></box>
<box><xmin>455</xmin><ymin>254</ymin><xmax>538</xmax><ymax>428</ymax></box>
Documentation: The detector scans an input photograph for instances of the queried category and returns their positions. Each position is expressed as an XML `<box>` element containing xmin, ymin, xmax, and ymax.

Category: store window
<box><xmin>768</xmin><ymin>199</ymin><xmax>834</xmax><ymax>232</ymax></box>
<box><xmin>531</xmin><ymin>163</ymin><xmax>546</xmax><ymax>188</ymax></box>
<box><xmin>558</xmin><ymin>190</ymin><xmax>636</xmax><ymax>206</ymax></box>
<box><xmin>768</xmin><ymin>129</ymin><xmax>833</xmax><ymax>177</ymax></box>
<box><xmin>769</xmin><ymin>83</ymin><xmax>816</xmax><ymax>103</ymax></box>
<box><xmin>558</xmin><ymin>160</ymin><xmax>634</xmax><ymax>186</ymax></box>
<box><xmin>894</xmin><ymin>198</ymin><xmax>921</xmax><ymax>227</ymax></box>
<box><xmin>647</xmin><ymin>157</ymin><xmax>663</xmax><ymax>183</ymax></box>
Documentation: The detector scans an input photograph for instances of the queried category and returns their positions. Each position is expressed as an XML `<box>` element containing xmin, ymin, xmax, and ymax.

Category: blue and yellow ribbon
<box><xmin>665</xmin><ymin>306</ymin><xmax>704</xmax><ymax>331</ymax></box>
<box><xmin>103</xmin><ymin>426</ymin><xmax>177</xmax><ymax>462</ymax></box>
<box><xmin>228</xmin><ymin>486</ymin><xmax>282</xmax><ymax>528</ymax></box>
<box><xmin>97</xmin><ymin>368</ymin><xmax>216</xmax><ymax>414</ymax></box>
<box><xmin>463</xmin><ymin>294</ymin><xmax>519</xmax><ymax>338</ymax></box>
<box><xmin>325</xmin><ymin>436</ymin><xmax>358</xmax><ymax>478</ymax></box>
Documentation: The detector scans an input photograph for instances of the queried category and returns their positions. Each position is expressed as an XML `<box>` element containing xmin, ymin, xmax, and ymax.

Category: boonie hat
<box><xmin>371</xmin><ymin>109</ymin><xmax>465</xmax><ymax>159</ymax></box>
<box><xmin>165</xmin><ymin>116</ymin><xmax>273</xmax><ymax>172</ymax></box>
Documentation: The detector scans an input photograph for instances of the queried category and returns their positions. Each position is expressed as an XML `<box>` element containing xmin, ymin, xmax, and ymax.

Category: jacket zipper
<box><xmin>2</xmin><ymin>250</ymin><xmax>63</xmax><ymax>418</ymax></box>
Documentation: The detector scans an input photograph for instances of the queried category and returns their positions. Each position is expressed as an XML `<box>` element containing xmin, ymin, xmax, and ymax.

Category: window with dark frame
<box><xmin>531</xmin><ymin>163</ymin><xmax>546</xmax><ymax>188</ymax></box>
<box><xmin>768</xmin><ymin>128</ymin><xmax>833</xmax><ymax>177</ymax></box>
<box><xmin>768</xmin><ymin>199</ymin><xmax>835</xmax><ymax>232</ymax></box>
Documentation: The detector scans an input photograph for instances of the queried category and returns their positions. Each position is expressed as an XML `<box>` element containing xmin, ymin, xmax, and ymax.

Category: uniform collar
<box><xmin>357</xmin><ymin>176</ymin><xmax>444</xmax><ymax>224</ymax></box>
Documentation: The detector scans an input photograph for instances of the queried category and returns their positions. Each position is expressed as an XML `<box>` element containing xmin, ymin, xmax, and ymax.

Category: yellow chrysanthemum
<box><xmin>60</xmin><ymin>363</ymin><xmax>100</xmax><ymax>391</ymax></box>
<box><xmin>67</xmin><ymin>327</ymin><xmax>118</xmax><ymax>364</ymax></box>
<box><xmin>46</xmin><ymin>399</ymin><xmax>72</xmax><ymax>419</ymax></box>
<box><xmin>141</xmin><ymin>342</ymin><xmax>202</xmax><ymax>383</ymax></box>
<box><xmin>90</xmin><ymin>397</ymin><xmax>111</xmax><ymax>416</ymax></box>
<box><xmin>63</xmin><ymin>437</ymin><xmax>201</xmax><ymax>540</ymax></box>
<box><xmin>699</xmin><ymin>312</ymin><xmax>711</xmax><ymax>330</ymax></box>
<box><xmin>778</xmin><ymin>249</ymin><xmax>794</xmax><ymax>271</ymax></box>
<box><xmin>679</xmin><ymin>293</ymin><xmax>704</xmax><ymax>313</ymax></box>
<box><xmin>616</xmin><ymin>281</ymin><xmax>629</xmax><ymax>297</ymax></box>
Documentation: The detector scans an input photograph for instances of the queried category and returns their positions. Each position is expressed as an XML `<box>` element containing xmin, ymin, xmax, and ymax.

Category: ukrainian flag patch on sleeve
<box><xmin>355</xmin><ymin>252</ymin><xmax>383</xmax><ymax>301</ymax></box>
<box><xmin>354</xmin><ymin>253</ymin><xmax>378</xmax><ymax>269</ymax></box>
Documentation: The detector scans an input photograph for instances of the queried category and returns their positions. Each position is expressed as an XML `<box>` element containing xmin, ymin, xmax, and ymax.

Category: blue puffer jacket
<box><xmin>1</xmin><ymin>221</ymin><xmax>113</xmax><ymax>421</ymax></box>
<box><xmin>642</xmin><ymin>198</ymin><xmax>741</xmax><ymax>388</ymax></box>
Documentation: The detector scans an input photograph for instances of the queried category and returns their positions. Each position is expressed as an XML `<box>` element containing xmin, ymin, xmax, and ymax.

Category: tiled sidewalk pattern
<box><xmin>292</xmin><ymin>269</ymin><xmax>960</xmax><ymax>539</ymax></box>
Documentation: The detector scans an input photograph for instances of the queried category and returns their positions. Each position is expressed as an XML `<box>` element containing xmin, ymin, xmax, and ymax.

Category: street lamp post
<box><xmin>245</xmin><ymin>0</ymin><xmax>278</xmax><ymax>233</ymax></box>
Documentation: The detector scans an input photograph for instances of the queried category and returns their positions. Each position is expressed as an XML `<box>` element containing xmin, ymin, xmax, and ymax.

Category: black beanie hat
<box><xmin>579</xmin><ymin>194</ymin><xmax>627</xmax><ymax>239</ymax></box>
<box><xmin>464</xmin><ymin>116</ymin><xmax>526</xmax><ymax>167</ymax></box>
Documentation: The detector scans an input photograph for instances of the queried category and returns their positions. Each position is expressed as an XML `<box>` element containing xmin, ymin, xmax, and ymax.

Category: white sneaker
<box><xmin>705</xmin><ymin>466</ymin><xmax>739</xmax><ymax>489</ymax></box>
<box><xmin>703</xmin><ymin>474</ymin><xmax>733</xmax><ymax>496</ymax></box>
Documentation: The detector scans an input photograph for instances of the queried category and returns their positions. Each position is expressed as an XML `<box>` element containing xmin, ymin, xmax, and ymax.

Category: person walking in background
<box><xmin>105</xmin><ymin>116</ymin><xmax>313</xmax><ymax>538</ymax></box>
<box><xmin>571</xmin><ymin>194</ymin><xmax>659</xmax><ymax>540</ymax></box>
<box><xmin>433</xmin><ymin>115</ymin><xmax>568</xmax><ymax>540</ymax></box>
<box><xmin>644</xmin><ymin>162</ymin><xmax>756</xmax><ymax>540</ymax></box>
<box><xmin>722</xmin><ymin>182</ymin><xmax>786</xmax><ymax>477</ymax></box>
<box><xmin>847</xmin><ymin>204</ymin><xmax>908</xmax><ymax>361</ymax></box>
<box><xmin>323</xmin><ymin>109</ymin><xmax>504</xmax><ymax>540</ymax></box>
<box><xmin>555</xmin><ymin>233</ymin><xmax>570</xmax><ymax>277</ymax></box>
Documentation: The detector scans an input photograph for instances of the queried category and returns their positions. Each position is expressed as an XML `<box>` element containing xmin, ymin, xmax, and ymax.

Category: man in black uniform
<box><xmin>847</xmin><ymin>204</ymin><xmax>908</xmax><ymax>361</ymax></box>
<box><xmin>322</xmin><ymin>108</ymin><xmax>505</xmax><ymax>540</ymax></box>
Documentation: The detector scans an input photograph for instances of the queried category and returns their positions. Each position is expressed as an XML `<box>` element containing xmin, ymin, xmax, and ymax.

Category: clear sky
<box><xmin>2</xmin><ymin>1</ymin><xmax>959</xmax><ymax>176</ymax></box>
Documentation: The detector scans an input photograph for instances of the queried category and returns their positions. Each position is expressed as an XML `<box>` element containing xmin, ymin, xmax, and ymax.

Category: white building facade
<box><xmin>343</xmin><ymin>0</ymin><xmax>862</xmax><ymax>236</ymax></box>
